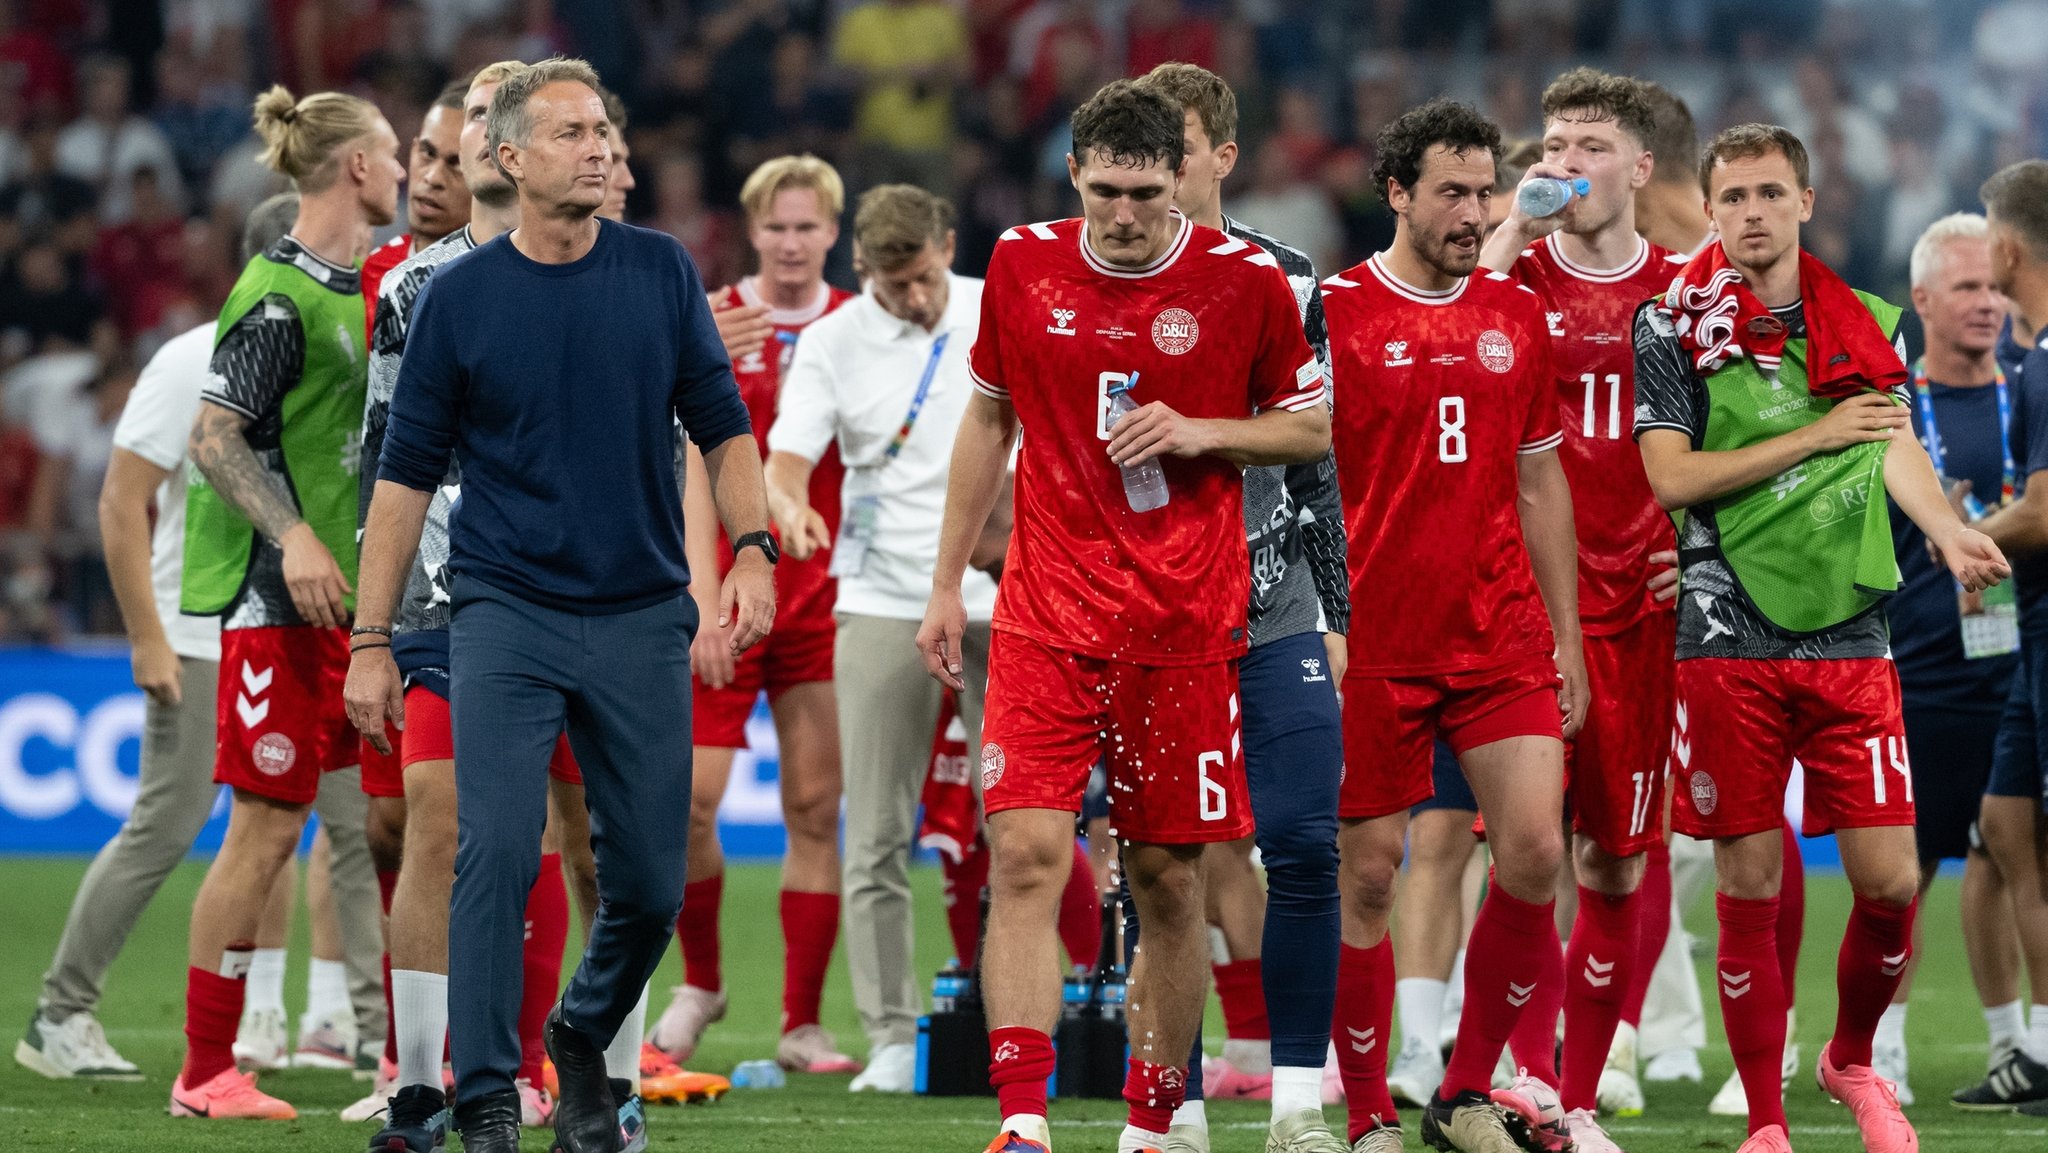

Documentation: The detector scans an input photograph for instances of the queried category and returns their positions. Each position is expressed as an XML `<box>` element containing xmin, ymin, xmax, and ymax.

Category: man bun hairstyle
<box><xmin>1541</xmin><ymin>66</ymin><xmax>1656</xmax><ymax>150</ymax></box>
<box><xmin>1141</xmin><ymin>61</ymin><xmax>1237</xmax><ymax>147</ymax></box>
<box><xmin>251</xmin><ymin>85</ymin><xmax>382</xmax><ymax>192</ymax></box>
<box><xmin>1981</xmin><ymin>160</ymin><xmax>2048</xmax><ymax>262</ymax></box>
<box><xmin>485</xmin><ymin>56</ymin><xmax>606</xmax><ymax>180</ymax></box>
<box><xmin>1700</xmin><ymin>123</ymin><xmax>1810</xmax><ymax>198</ymax></box>
<box><xmin>854</xmin><ymin>184</ymin><xmax>954</xmax><ymax>273</ymax></box>
<box><xmin>1637</xmin><ymin>80</ymin><xmax>1699</xmax><ymax>187</ymax></box>
<box><xmin>1371</xmin><ymin>98</ymin><xmax>1503</xmax><ymax>209</ymax></box>
<box><xmin>741</xmin><ymin>155</ymin><xmax>846</xmax><ymax>224</ymax></box>
<box><xmin>1070</xmin><ymin>78</ymin><xmax>1186</xmax><ymax>175</ymax></box>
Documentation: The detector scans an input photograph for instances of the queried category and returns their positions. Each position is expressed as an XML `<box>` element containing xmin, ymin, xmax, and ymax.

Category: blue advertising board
<box><xmin>0</xmin><ymin>645</ymin><xmax>793</xmax><ymax>858</ymax></box>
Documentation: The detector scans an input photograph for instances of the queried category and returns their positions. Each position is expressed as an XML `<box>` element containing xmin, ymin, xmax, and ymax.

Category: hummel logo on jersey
<box><xmin>1720</xmin><ymin>969</ymin><xmax>1753</xmax><ymax>999</ymax></box>
<box><xmin>1346</xmin><ymin>1026</ymin><xmax>1377</xmax><ymax>1055</ymax></box>
<box><xmin>237</xmin><ymin>661</ymin><xmax>273</xmax><ymax>727</ymax></box>
<box><xmin>1583</xmin><ymin>955</ymin><xmax>1615</xmax><ymax>988</ymax></box>
<box><xmin>1300</xmin><ymin>658</ymin><xmax>1327</xmax><ymax>683</ymax></box>
<box><xmin>1384</xmin><ymin>340</ymin><xmax>1412</xmax><ymax>367</ymax></box>
<box><xmin>1547</xmin><ymin>311</ymin><xmax>1565</xmax><ymax>337</ymax></box>
<box><xmin>1880</xmin><ymin>950</ymin><xmax>1908</xmax><ymax>977</ymax></box>
<box><xmin>1047</xmin><ymin>307</ymin><xmax>1076</xmax><ymax>336</ymax></box>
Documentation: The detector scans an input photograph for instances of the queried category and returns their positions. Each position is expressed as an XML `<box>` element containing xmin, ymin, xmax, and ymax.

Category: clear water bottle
<box><xmin>1105</xmin><ymin>378</ymin><xmax>1170</xmax><ymax>513</ymax></box>
<box><xmin>1517</xmin><ymin>176</ymin><xmax>1591</xmax><ymax>218</ymax></box>
<box><xmin>730</xmin><ymin>1059</ymin><xmax>786</xmax><ymax>1089</ymax></box>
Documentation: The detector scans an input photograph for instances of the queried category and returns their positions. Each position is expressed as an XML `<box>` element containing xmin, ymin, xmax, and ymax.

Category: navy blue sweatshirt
<box><xmin>378</xmin><ymin>218</ymin><xmax>751</xmax><ymax>614</ymax></box>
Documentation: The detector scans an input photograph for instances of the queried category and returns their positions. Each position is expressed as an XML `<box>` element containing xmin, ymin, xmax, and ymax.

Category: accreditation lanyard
<box><xmin>828</xmin><ymin>330</ymin><xmax>951</xmax><ymax>580</ymax></box>
<box><xmin>1913</xmin><ymin>358</ymin><xmax>2014</xmax><ymax>517</ymax></box>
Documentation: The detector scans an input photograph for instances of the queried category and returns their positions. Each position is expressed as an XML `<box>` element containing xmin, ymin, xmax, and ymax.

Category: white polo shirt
<box><xmin>109</xmin><ymin>321</ymin><xmax>221</xmax><ymax>661</ymax></box>
<box><xmin>769</xmin><ymin>273</ymin><xmax>1000</xmax><ymax>622</ymax></box>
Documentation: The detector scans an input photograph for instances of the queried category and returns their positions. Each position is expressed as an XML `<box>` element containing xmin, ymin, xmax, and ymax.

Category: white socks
<box><xmin>2031</xmin><ymin>1003</ymin><xmax>2048</xmax><ymax>1063</ymax></box>
<box><xmin>1168</xmin><ymin>1099</ymin><xmax>1205</xmax><ymax>1129</ymax></box>
<box><xmin>1397</xmin><ymin>976</ymin><xmax>1447</xmax><ymax>1054</ymax></box>
<box><xmin>1271</xmin><ymin>1064</ymin><xmax>1323</xmax><ymax>1121</ymax></box>
<box><xmin>1986</xmin><ymin>1000</ymin><xmax>2025</xmax><ymax>1057</ymax></box>
<box><xmin>306</xmin><ymin>957</ymin><xmax>350</xmax><ymax>1022</ymax></box>
<box><xmin>392</xmin><ymin>969</ymin><xmax>449</xmax><ymax>1090</ymax></box>
<box><xmin>603</xmin><ymin>985</ymin><xmax>648</xmax><ymax>1089</ymax></box>
<box><xmin>246</xmin><ymin>948</ymin><xmax>287</xmax><ymax>1014</ymax></box>
<box><xmin>1118</xmin><ymin>1124</ymin><xmax>1169</xmax><ymax>1152</ymax></box>
<box><xmin>1876</xmin><ymin>1002</ymin><xmax>1907</xmax><ymax>1049</ymax></box>
<box><xmin>1001</xmin><ymin>1114</ymin><xmax>1051</xmax><ymax>1148</ymax></box>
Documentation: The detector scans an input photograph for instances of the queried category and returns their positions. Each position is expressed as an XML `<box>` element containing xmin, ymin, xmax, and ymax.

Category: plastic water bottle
<box><xmin>1105</xmin><ymin>377</ymin><xmax>1170</xmax><ymax>512</ymax></box>
<box><xmin>730</xmin><ymin>1059</ymin><xmax>785</xmax><ymax>1089</ymax></box>
<box><xmin>1517</xmin><ymin>176</ymin><xmax>1591</xmax><ymax>218</ymax></box>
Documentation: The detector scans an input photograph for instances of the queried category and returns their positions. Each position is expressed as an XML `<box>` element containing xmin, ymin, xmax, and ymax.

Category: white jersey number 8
<box><xmin>1438</xmin><ymin>396</ymin><xmax>1468</xmax><ymax>463</ymax></box>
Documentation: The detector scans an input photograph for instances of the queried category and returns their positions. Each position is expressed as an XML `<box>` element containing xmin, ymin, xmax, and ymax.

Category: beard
<box><xmin>1417</xmin><ymin>223</ymin><xmax>1483</xmax><ymax>279</ymax></box>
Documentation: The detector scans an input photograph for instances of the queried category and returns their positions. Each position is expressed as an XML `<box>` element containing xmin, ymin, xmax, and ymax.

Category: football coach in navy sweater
<box><xmin>345</xmin><ymin>57</ymin><xmax>775</xmax><ymax>1153</ymax></box>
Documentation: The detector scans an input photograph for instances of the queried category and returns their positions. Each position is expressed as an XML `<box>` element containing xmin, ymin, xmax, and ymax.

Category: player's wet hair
<box><xmin>741</xmin><ymin>155</ymin><xmax>846</xmax><ymax>224</ymax></box>
<box><xmin>855</xmin><ymin>184</ymin><xmax>953</xmax><ymax>273</ymax></box>
<box><xmin>1701</xmin><ymin>123</ymin><xmax>1810</xmax><ymax>198</ymax></box>
<box><xmin>1636</xmin><ymin>80</ymin><xmax>1699</xmax><ymax>187</ymax></box>
<box><xmin>1981</xmin><ymin>160</ymin><xmax>2048</xmax><ymax>262</ymax></box>
<box><xmin>1541</xmin><ymin>67</ymin><xmax>1656</xmax><ymax>150</ymax></box>
<box><xmin>1069</xmin><ymin>78</ymin><xmax>1186</xmax><ymax>174</ymax></box>
<box><xmin>251</xmin><ymin>85</ymin><xmax>383</xmax><ymax>192</ymax></box>
<box><xmin>1372</xmin><ymin>98</ymin><xmax>1503</xmax><ymax>209</ymax></box>
<box><xmin>1142</xmin><ymin>61</ymin><xmax>1237</xmax><ymax>147</ymax></box>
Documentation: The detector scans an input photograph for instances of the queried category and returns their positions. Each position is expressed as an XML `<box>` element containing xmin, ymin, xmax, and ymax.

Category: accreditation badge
<box><xmin>829</xmin><ymin>493</ymin><xmax>881</xmax><ymax>579</ymax></box>
<box><xmin>1960</xmin><ymin>578</ymin><xmax>2020</xmax><ymax>660</ymax></box>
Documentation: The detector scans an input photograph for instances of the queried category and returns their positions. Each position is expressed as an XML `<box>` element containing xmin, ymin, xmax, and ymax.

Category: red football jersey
<box><xmin>1511</xmin><ymin>235</ymin><xmax>1686</xmax><ymax>634</ymax></box>
<box><xmin>1323</xmin><ymin>255</ymin><xmax>1562</xmax><ymax>676</ymax></box>
<box><xmin>711</xmin><ymin>276</ymin><xmax>855</xmax><ymax>557</ymax></box>
<box><xmin>361</xmin><ymin>233</ymin><xmax>410</xmax><ymax>330</ymax></box>
<box><xmin>970</xmin><ymin>212</ymin><xmax>1323</xmax><ymax>666</ymax></box>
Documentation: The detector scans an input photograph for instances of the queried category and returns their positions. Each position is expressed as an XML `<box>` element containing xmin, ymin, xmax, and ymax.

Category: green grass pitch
<box><xmin>1</xmin><ymin>857</ymin><xmax>2043</xmax><ymax>1151</ymax></box>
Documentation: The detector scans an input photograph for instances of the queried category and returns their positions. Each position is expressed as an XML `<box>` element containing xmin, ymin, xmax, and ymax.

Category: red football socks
<box><xmin>1620</xmin><ymin>840</ymin><xmax>1671</xmax><ymax>1028</ymax></box>
<box><xmin>1333</xmin><ymin>937</ymin><xmax>1399</xmax><ymax>1139</ymax></box>
<box><xmin>1442</xmin><ymin>883</ymin><xmax>1555</xmax><ymax>1098</ymax></box>
<box><xmin>1830</xmin><ymin>894</ymin><xmax>1917</xmax><ymax>1068</ymax></box>
<box><xmin>677</xmin><ymin>875</ymin><xmax>724</xmax><ymax>993</ymax></box>
<box><xmin>1122</xmin><ymin>1057</ymin><xmax>1188</xmax><ymax>1133</ymax></box>
<box><xmin>1778</xmin><ymin>821</ymin><xmax>1805</xmax><ymax>1003</ymax></box>
<box><xmin>181</xmin><ymin>961</ymin><xmax>246</xmax><ymax>1087</ymax></box>
<box><xmin>781</xmin><ymin>889</ymin><xmax>840</xmax><ymax>1032</ymax></box>
<box><xmin>517</xmin><ymin>853</ymin><xmax>568</xmax><ymax>1085</ymax></box>
<box><xmin>1057</xmin><ymin>841</ymin><xmax>1102</xmax><ymax>968</ymax></box>
<box><xmin>942</xmin><ymin>842</ymin><xmax>989</xmax><ymax>965</ymax></box>
<box><xmin>989</xmin><ymin>1026</ymin><xmax>1055</xmax><ymax>1119</ymax></box>
<box><xmin>1507</xmin><ymin>915</ymin><xmax>1565</xmax><ymax>1087</ymax></box>
<box><xmin>1561</xmin><ymin>885</ymin><xmax>1639</xmax><ymax>1111</ymax></box>
<box><xmin>378</xmin><ymin>868</ymin><xmax>399</xmax><ymax>1067</ymax></box>
<box><xmin>1215</xmin><ymin>957</ymin><xmax>1271</xmax><ymax>1042</ymax></box>
<box><xmin>1716</xmin><ymin>893</ymin><xmax>1789</xmax><ymax>1134</ymax></box>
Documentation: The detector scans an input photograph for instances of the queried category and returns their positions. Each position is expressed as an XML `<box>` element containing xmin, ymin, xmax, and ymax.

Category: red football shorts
<box><xmin>402</xmin><ymin>684</ymin><xmax>581</xmax><ymax>784</ymax></box>
<box><xmin>1340</xmin><ymin>655</ymin><xmax>1563</xmax><ymax>820</ymax></box>
<box><xmin>1671</xmin><ymin>657</ymin><xmax>1913</xmax><ymax>839</ymax></box>
<box><xmin>978</xmin><ymin>631</ymin><xmax>1252</xmax><ymax>845</ymax></box>
<box><xmin>916</xmin><ymin>689</ymin><xmax>978</xmax><ymax>862</ymax></box>
<box><xmin>359</xmin><ymin>726</ymin><xmax>405</xmax><ymax>798</ymax></box>
<box><xmin>1568</xmin><ymin>612</ymin><xmax>1677</xmax><ymax>856</ymax></box>
<box><xmin>690</xmin><ymin>554</ymin><xmax>835</xmax><ymax>748</ymax></box>
<box><xmin>215</xmin><ymin>626</ymin><xmax>355</xmax><ymax>805</ymax></box>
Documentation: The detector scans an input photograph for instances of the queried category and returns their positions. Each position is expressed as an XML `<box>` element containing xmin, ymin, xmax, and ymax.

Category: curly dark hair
<box><xmin>1541</xmin><ymin>67</ymin><xmax>1656</xmax><ymax>150</ymax></box>
<box><xmin>1070</xmin><ymin>78</ymin><xmax>1186</xmax><ymax>174</ymax></box>
<box><xmin>1372</xmin><ymin>98</ymin><xmax>1503</xmax><ymax>210</ymax></box>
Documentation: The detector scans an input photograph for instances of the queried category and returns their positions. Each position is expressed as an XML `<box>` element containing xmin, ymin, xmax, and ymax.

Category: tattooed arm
<box><xmin>189</xmin><ymin>400</ymin><xmax>305</xmax><ymax>540</ymax></box>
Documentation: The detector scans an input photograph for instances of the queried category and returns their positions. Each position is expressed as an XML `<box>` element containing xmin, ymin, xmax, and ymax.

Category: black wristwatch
<box><xmin>734</xmin><ymin>530</ymin><xmax>780</xmax><ymax>565</ymax></box>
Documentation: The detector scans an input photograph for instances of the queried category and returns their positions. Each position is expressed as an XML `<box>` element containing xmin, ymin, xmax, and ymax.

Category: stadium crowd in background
<box><xmin>2</xmin><ymin>0</ymin><xmax>2047</xmax><ymax>641</ymax></box>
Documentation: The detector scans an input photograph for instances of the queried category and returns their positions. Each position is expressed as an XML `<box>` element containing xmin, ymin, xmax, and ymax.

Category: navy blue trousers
<box><xmin>1122</xmin><ymin>630</ymin><xmax>1345</xmax><ymax>1094</ymax></box>
<box><xmin>446</xmin><ymin>575</ymin><xmax>696</xmax><ymax>1104</ymax></box>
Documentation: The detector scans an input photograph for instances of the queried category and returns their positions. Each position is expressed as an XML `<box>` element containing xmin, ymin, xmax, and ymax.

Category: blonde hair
<box><xmin>469</xmin><ymin>60</ymin><xmax>529</xmax><ymax>92</ymax></box>
<box><xmin>739</xmin><ymin>155</ymin><xmax>845</xmax><ymax>224</ymax></box>
<box><xmin>854</xmin><ymin>184</ymin><xmax>953</xmax><ymax>272</ymax></box>
<box><xmin>252</xmin><ymin>85</ymin><xmax>382</xmax><ymax>192</ymax></box>
<box><xmin>1910</xmin><ymin>213</ymin><xmax>1989</xmax><ymax>289</ymax></box>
